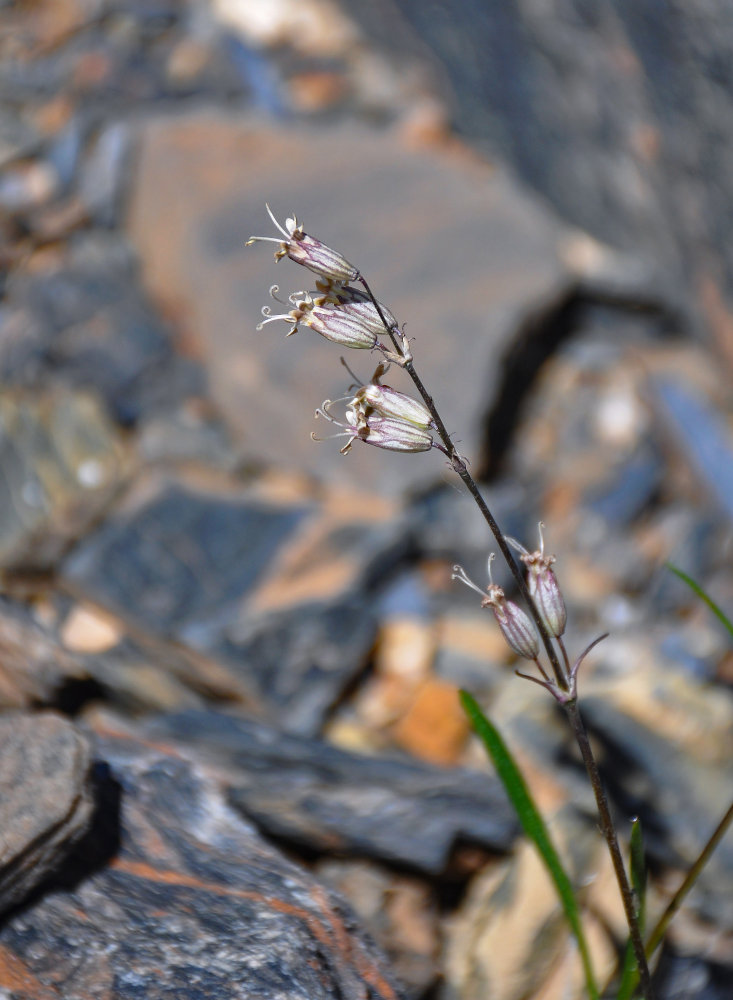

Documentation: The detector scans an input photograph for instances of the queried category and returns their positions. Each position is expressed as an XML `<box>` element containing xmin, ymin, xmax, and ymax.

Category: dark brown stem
<box><xmin>359</xmin><ymin>272</ymin><xmax>653</xmax><ymax>994</ymax></box>
<box><xmin>359</xmin><ymin>275</ymin><xmax>567</xmax><ymax>689</ymax></box>
<box><xmin>564</xmin><ymin>699</ymin><xmax>654</xmax><ymax>999</ymax></box>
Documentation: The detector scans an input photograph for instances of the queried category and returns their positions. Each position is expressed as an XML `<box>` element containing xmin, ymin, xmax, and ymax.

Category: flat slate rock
<box><xmin>142</xmin><ymin>709</ymin><xmax>518</xmax><ymax>875</ymax></box>
<box><xmin>126</xmin><ymin>113</ymin><xmax>572</xmax><ymax>495</ymax></box>
<box><xmin>0</xmin><ymin>712</ymin><xmax>93</xmax><ymax>916</ymax></box>
<box><xmin>0</xmin><ymin>232</ymin><xmax>202</xmax><ymax>428</ymax></box>
<box><xmin>63</xmin><ymin>473</ymin><xmax>408</xmax><ymax>735</ymax></box>
<box><xmin>581</xmin><ymin>695</ymin><xmax>733</xmax><ymax>929</ymax></box>
<box><xmin>0</xmin><ymin>723</ymin><xmax>406</xmax><ymax>1000</ymax></box>
<box><xmin>0</xmin><ymin>387</ymin><xmax>128</xmax><ymax>571</ymax></box>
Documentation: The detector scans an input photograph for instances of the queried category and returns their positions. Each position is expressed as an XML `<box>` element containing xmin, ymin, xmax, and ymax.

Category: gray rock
<box><xmin>652</xmin><ymin>377</ymin><xmax>733</xmax><ymax>524</ymax></box>
<box><xmin>0</xmin><ymin>722</ymin><xmax>407</xmax><ymax>1000</ymax></box>
<box><xmin>126</xmin><ymin>113</ymin><xmax>573</xmax><ymax>495</ymax></box>
<box><xmin>1</xmin><ymin>232</ymin><xmax>203</xmax><ymax>427</ymax></box>
<box><xmin>0</xmin><ymin>712</ymin><xmax>93</xmax><ymax>915</ymax></box>
<box><xmin>0</xmin><ymin>387</ymin><xmax>128</xmax><ymax>571</ymax></box>
<box><xmin>63</xmin><ymin>475</ymin><xmax>410</xmax><ymax>734</ymax></box>
<box><xmin>143</xmin><ymin>709</ymin><xmax>518</xmax><ymax>874</ymax></box>
<box><xmin>581</xmin><ymin>695</ymin><xmax>733</xmax><ymax>929</ymax></box>
<box><xmin>345</xmin><ymin>0</ymin><xmax>733</xmax><ymax>340</ymax></box>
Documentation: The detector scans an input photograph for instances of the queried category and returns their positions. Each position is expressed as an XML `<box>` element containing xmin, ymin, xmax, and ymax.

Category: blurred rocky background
<box><xmin>0</xmin><ymin>0</ymin><xmax>732</xmax><ymax>997</ymax></box>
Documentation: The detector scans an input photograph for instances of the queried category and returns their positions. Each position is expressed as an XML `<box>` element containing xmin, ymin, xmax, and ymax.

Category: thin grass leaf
<box><xmin>667</xmin><ymin>564</ymin><xmax>733</xmax><ymax>640</ymax></box>
<box><xmin>615</xmin><ymin>818</ymin><xmax>648</xmax><ymax>1000</ymax></box>
<box><xmin>460</xmin><ymin>690</ymin><xmax>599</xmax><ymax>1000</ymax></box>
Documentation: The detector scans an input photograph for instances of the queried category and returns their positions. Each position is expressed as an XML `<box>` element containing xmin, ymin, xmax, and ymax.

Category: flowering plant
<box><xmin>249</xmin><ymin>206</ymin><xmax>731</xmax><ymax>1000</ymax></box>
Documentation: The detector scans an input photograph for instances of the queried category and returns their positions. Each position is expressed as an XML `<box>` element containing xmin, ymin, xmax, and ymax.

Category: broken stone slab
<box><xmin>126</xmin><ymin>112</ymin><xmax>574</xmax><ymax>495</ymax></box>
<box><xmin>0</xmin><ymin>231</ymin><xmax>203</xmax><ymax>428</ymax></box>
<box><xmin>62</xmin><ymin>472</ymin><xmax>410</xmax><ymax>734</ymax></box>
<box><xmin>0</xmin><ymin>387</ymin><xmax>129</xmax><ymax>571</ymax></box>
<box><xmin>0</xmin><ymin>597</ymin><xmax>88</xmax><ymax>708</ymax></box>
<box><xmin>580</xmin><ymin>694</ymin><xmax>733</xmax><ymax>931</ymax></box>
<box><xmin>0</xmin><ymin>711</ymin><xmax>93</xmax><ymax>916</ymax></box>
<box><xmin>652</xmin><ymin>376</ymin><xmax>733</xmax><ymax>524</ymax></box>
<box><xmin>141</xmin><ymin>709</ymin><xmax>518</xmax><ymax>875</ymax></box>
<box><xmin>0</xmin><ymin>590</ymin><xmax>256</xmax><ymax>715</ymax></box>
<box><xmin>0</xmin><ymin>722</ymin><xmax>407</xmax><ymax>1000</ymax></box>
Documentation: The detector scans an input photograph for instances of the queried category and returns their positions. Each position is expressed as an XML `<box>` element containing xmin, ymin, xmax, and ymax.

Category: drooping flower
<box><xmin>313</xmin><ymin>398</ymin><xmax>434</xmax><ymax>455</ymax></box>
<box><xmin>316</xmin><ymin>283</ymin><xmax>398</xmax><ymax>335</ymax></box>
<box><xmin>346</xmin><ymin>363</ymin><xmax>434</xmax><ymax>429</ymax></box>
<box><xmin>507</xmin><ymin>523</ymin><xmax>567</xmax><ymax>638</ymax></box>
<box><xmin>452</xmin><ymin>554</ymin><xmax>540</xmax><ymax>660</ymax></box>
<box><xmin>257</xmin><ymin>289</ymin><xmax>377</xmax><ymax>350</ymax></box>
<box><xmin>247</xmin><ymin>205</ymin><xmax>359</xmax><ymax>284</ymax></box>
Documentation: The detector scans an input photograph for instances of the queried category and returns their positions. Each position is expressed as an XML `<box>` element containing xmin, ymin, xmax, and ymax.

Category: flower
<box><xmin>452</xmin><ymin>555</ymin><xmax>540</xmax><ymax>660</ymax></box>
<box><xmin>348</xmin><ymin>365</ymin><xmax>434</xmax><ymax>428</ymax></box>
<box><xmin>247</xmin><ymin>205</ymin><xmax>359</xmax><ymax>283</ymax></box>
<box><xmin>507</xmin><ymin>523</ymin><xmax>567</xmax><ymax>638</ymax></box>
<box><xmin>313</xmin><ymin>398</ymin><xmax>434</xmax><ymax>455</ymax></box>
<box><xmin>316</xmin><ymin>283</ymin><xmax>398</xmax><ymax>334</ymax></box>
<box><xmin>257</xmin><ymin>289</ymin><xmax>377</xmax><ymax>349</ymax></box>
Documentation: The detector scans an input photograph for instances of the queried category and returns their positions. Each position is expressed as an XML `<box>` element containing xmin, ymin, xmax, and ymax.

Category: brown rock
<box><xmin>126</xmin><ymin>113</ymin><xmax>570</xmax><ymax>495</ymax></box>
<box><xmin>391</xmin><ymin>678</ymin><xmax>469</xmax><ymax>765</ymax></box>
<box><xmin>0</xmin><ymin>719</ymin><xmax>406</xmax><ymax>1000</ymax></box>
<box><xmin>0</xmin><ymin>712</ymin><xmax>93</xmax><ymax>915</ymax></box>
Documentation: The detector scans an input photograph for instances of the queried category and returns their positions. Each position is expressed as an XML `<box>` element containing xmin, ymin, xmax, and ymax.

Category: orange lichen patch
<box><xmin>391</xmin><ymin>679</ymin><xmax>469</xmax><ymax>766</ymax></box>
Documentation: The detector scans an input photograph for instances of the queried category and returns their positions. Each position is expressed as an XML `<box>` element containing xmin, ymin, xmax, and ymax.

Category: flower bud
<box><xmin>357</xmin><ymin>414</ymin><xmax>433</xmax><ymax>453</ymax></box>
<box><xmin>488</xmin><ymin>595</ymin><xmax>541</xmax><ymax>660</ymax></box>
<box><xmin>247</xmin><ymin>206</ymin><xmax>359</xmax><ymax>284</ymax></box>
<box><xmin>354</xmin><ymin>383</ymin><xmax>434</xmax><ymax>428</ymax></box>
<box><xmin>452</xmin><ymin>556</ymin><xmax>540</xmax><ymax>661</ymax></box>
<box><xmin>305</xmin><ymin>304</ymin><xmax>377</xmax><ymax>349</ymax></box>
<box><xmin>318</xmin><ymin>285</ymin><xmax>398</xmax><ymax>334</ymax></box>
<box><xmin>508</xmin><ymin>524</ymin><xmax>567</xmax><ymax>638</ymax></box>
<box><xmin>314</xmin><ymin>400</ymin><xmax>433</xmax><ymax>455</ymax></box>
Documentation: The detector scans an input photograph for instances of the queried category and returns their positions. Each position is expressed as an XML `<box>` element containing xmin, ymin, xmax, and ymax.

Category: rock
<box><xmin>0</xmin><ymin>712</ymin><xmax>93</xmax><ymax>915</ymax></box>
<box><xmin>580</xmin><ymin>694</ymin><xmax>733</xmax><ymax>930</ymax></box>
<box><xmin>652</xmin><ymin>377</ymin><xmax>733</xmax><ymax>524</ymax></box>
<box><xmin>444</xmin><ymin>807</ymin><xmax>625</xmax><ymax>1000</ymax></box>
<box><xmin>141</xmin><ymin>709</ymin><xmax>517</xmax><ymax>874</ymax></box>
<box><xmin>0</xmin><ymin>109</ymin><xmax>41</xmax><ymax>168</ymax></box>
<box><xmin>125</xmin><ymin>112</ymin><xmax>573</xmax><ymax>494</ymax></box>
<box><xmin>77</xmin><ymin>121</ymin><xmax>131</xmax><ymax>226</ymax></box>
<box><xmin>63</xmin><ymin>472</ymin><xmax>409</xmax><ymax>734</ymax></box>
<box><xmin>316</xmin><ymin>858</ymin><xmax>440</xmax><ymax>999</ymax></box>
<box><xmin>390</xmin><ymin>678</ymin><xmax>469</xmax><ymax>766</ymax></box>
<box><xmin>0</xmin><ymin>598</ymin><xmax>88</xmax><ymax>708</ymax></box>
<box><xmin>346</xmin><ymin>0</ymin><xmax>733</xmax><ymax>351</ymax></box>
<box><xmin>0</xmin><ymin>233</ymin><xmax>202</xmax><ymax>427</ymax></box>
<box><xmin>0</xmin><ymin>721</ymin><xmax>406</xmax><ymax>1000</ymax></box>
<box><xmin>0</xmin><ymin>387</ymin><xmax>128</xmax><ymax>570</ymax></box>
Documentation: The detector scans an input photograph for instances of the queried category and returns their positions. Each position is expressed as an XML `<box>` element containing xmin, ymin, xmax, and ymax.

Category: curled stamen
<box><xmin>451</xmin><ymin>564</ymin><xmax>488</xmax><ymax>599</ymax></box>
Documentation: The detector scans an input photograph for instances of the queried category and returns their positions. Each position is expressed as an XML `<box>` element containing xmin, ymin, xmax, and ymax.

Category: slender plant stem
<box><xmin>564</xmin><ymin>700</ymin><xmax>654</xmax><ymax>999</ymax></box>
<box><xmin>359</xmin><ymin>272</ymin><xmax>654</xmax><ymax>996</ymax></box>
<box><xmin>359</xmin><ymin>276</ymin><xmax>567</xmax><ymax>689</ymax></box>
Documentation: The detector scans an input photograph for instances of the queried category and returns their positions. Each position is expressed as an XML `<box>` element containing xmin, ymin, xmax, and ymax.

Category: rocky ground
<box><xmin>0</xmin><ymin>1</ymin><xmax>732</xmax><ymax>998</ymax></box>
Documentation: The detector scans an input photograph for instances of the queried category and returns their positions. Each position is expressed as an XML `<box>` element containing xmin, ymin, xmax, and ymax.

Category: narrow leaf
<box><xmin>667</xmin><ymin>564</ymin><xmax>733</xmax><ymax>640</ymax></box>
<box><xmin>460</xmin><ymin>690</ymin><xmax>599</xmax><ymax>1000</ymax></box>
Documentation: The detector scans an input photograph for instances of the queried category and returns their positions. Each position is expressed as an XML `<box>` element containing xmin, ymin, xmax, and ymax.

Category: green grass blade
<box><xmin>615</xmin><ymin>818</ymin><xmax>647</xmax><ymax>1000</ymax></box>
<box><xmin>460</xmin><ymin>690</ymin><xmax>599</xmax><ymax>1000</ymax></box>
<box><xmin>667</xmin><ymin>564</ymin><xmax>733</xmax><ymax>640</ymax></box>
